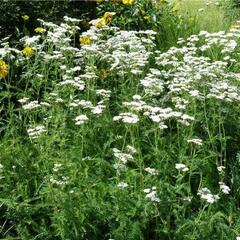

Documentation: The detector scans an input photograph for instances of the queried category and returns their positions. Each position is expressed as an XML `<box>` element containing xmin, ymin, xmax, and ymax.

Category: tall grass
<box><xmin>174</xmin><ymin>0</ymin><xmax>232</xmax><ymax>33</ymax></box>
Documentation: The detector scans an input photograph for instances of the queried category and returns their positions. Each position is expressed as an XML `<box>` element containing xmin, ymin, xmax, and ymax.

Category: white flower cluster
<box><xmin>113</xmin><ymin>147</ymin><xmax>136</xmax><ymax>171</ymax></box>
<box><xmin>113</xmin><ymin>148</ymin><xmax>134</xmax><ymax>164</ymax></box>
<box><xmin>70</xmin><ymin>99</ymin><xmax>106</xmax><ymax>116</ymax></box>
<box><xmin>27</xmin><ymin>125</ymin><xmax>47</xmax><ymax>139</ymax></box>
<box><xmin>144</xmin><ymin>187</ymin><xmax>160</xmax><ymax>202</ymax></box>
<box><xmin>96</xmin><ymin>89</ymin><xmax>111</xmax><ymax>99</ymax></box>
<box><xmin>197</xmin><ymin>187</ymin><xmax>220</xmax><ymax>204</ymax></box>
<box><xmin>112</xmin><ymin>28</ymin><xmax>240</xmax><ymax>134</ymax></box>
<box><xmin>144</xmin><ymin>167</ymin><xmax>158</xmax><ymax>175</ymax></box>
<box><xmin>21</xmin><ymin>100</ymin><xmax>50</xmax><ymax>110</ymax></box>
<box><xmin>70</xmin><ymin>99</ymin><xmax>93</xmax><ymax>109</ymax></box>
<box><xmin>144</xmin><ymin>106</ymin><xmax>194</xmax><ymax>127</ymax></box>
<box><xmin>117</xmin><ymin>182</ymin><xmax>128</xmax><ymax>189</ymax></box>
<box><xmin>49</xmin><ymin>175</ymin><xmax>69</xmax><ymax>187</ymax></box>
<box><xmin>74</xmin><ymin>114</ymin><xmax>89</xmax><ymax>125</ymax></box>
<box><xmin>217</xmin><ymin>166</ymin><xmax>226</xmax><ymax>174</ymax></box>
<box><xmin>79</xmin><ymin>26</ymin><xmax>156</xmax><ymax>75</ymax></box>
<box><xmin>187</xmin><ymin>138</ymin><xmax>203</xmax><ymax>146</ymax></box>
<box><xmin>58</xmin><ymin>76</ymin><xmax>85</xmax><ymax>91</ymax></box>
<box><xmin>175</xmin><ymin>163</ymin><xmax>189</xmax><ymax>172</ymax></box>
<box><xmin>122</xmin><ymin>95</ymin><xmax>147</xmax><ymax>112</ymax></box>
<box><xmin>140</xmin><ymin>68</ymin><xmax>165</xmax><ymax>96</ymax></box>
<box><xmin>53</xmin><ymin>163</ymin><xmax>62</xmax><ymax>172</ymax></box>
<box><xmin>113</xmin><ymin>113</ymin><xmax>139</xmax><ymax>124</ymax></box>
<box><xmin>219</xmin><ymin>182</ymin><xmax>231</xmax><ymax>194</ymax></box>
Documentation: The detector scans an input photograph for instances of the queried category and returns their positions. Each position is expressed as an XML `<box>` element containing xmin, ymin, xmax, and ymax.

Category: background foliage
<box><xmin>0</xmin><ymin>0</ymin><xmax>96</xmax><ymax>39</ymax></box>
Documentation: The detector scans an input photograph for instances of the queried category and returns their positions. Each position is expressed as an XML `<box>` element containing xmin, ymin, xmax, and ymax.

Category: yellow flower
<box><xmin>90</xmin><ymin>18</ymin><xmax>107</xmax><ymax>28</ymax></box>
<box><xmin>34</xmin><ymin>27</ymin><xmax>45</xmax><ymax>33</ymax></box>
<box><xmin>100</xmin><ymin>68</ymin><xmax>108</xmax><ymax>78</ymax></box>
<box><xmin>103</xmin><ymin>12</ymin><xmax>113</xmax><ymax>24</ymax></box>
<box><xmin>22</xmin><ymin>15</ymin><xmax>29</xmax><ymax>21</ymax></box>
<box><xmin>89</xmin><ymin>12</ymin><xmax>115</xmax><ymax>28</ymax></box>
<box><xmin>97</xmin><ymin>18</ymin><xmax>107</xmax><ymax>28</ymax></box>
<box><xmin>0</xmin><ymin>59</ymin><xmax>9</xmax><ymax>79</ymax></box>
<box><xmin>22</xmin><ymin>47</ymin><xmax>33</xmax><ymax>57</ymax></box>
<box><xmin>143</xmin><ymin>15</ymin><xmax>150</xmax><ymax>20</ymax></box>
<box><xmin>172</xmin><ymin>0</ymin><xmax>180</xmax><ymax>13</ymax></box>
<box><xmin>80</xmin><ymin>36</ymin><xmax>92</xmax><ymax>45</ymax></box>
<box><xmin>122</xmin><ymin>0</ymin><xmax>134</xmax><ymax>5</ymax></box>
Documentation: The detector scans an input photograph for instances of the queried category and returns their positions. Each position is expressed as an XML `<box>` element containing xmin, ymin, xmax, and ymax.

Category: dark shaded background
<box><xmin>0</xmin><ymin>0</ymin><xmax>97</xmax><ymax>39</ymax></box>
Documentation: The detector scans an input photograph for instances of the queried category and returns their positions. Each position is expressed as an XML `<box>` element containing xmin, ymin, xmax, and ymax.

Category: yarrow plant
<box><xmin>0</xmin><ymin>5</ymin><xmax>240</xmax><ymax>240</ymax></box>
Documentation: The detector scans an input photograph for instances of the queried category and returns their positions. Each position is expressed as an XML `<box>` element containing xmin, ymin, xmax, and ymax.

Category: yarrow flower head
<box><xmin>175</xmin><ymin>163</ymin><xmax>189</xmax><ymax>172</ymax></box>
<box><xmin>113</xmin><ymin>148</ymin><xmax>134</xmax><ymax>164</ymax></box>
<box><xmin>219</xmin><ymin>182</ymin><xmax>231</xmax><ymax>194</ymax></box>
<box><xmin>187</xmin><ymin>138</ymin><xmax>203</xmax><ymax>146</ymax></box>
<box><xmin>117</xmin><ymin>182</ymin><xmax>128</xmax><ymax>188</ymax></box>
<box><xmin>22</xmin><ymin>47</ymin><xmax>33</xmax><ymax>57</ymax></box>
<box><xmin>74</xmin><ymin>114</ymin><xmax>89</xmax><ymax>125</ymax></box>
<box><xmin>197</xmin><ymin>187</ymin><xmax>220</xmax><ymax>204</ymax></box>
<box><xmin>217</xmin><ymin>166</ymin><xmax>226</xmax><ymax>174</ymax></box>
<box><xmin>144</xmin><ymin>187</ymin><xmax>160</xmax><ymax>202</ymax></box>
<box><xmin>27</xmin><ymin>125</ymin><xmax>47</xmax><ymax>139</ymax></box>
<box><xmin>0</xmin><ymin>59</ymin><xmax>9</xmax><ymax>78</ymax></box>
<box><xmin>145</xmin><ymin>167</ymin><xmax>158</xmax><ymax>175</ymax></box>
<box><xmin>126</xmin><ymin>145</ymin><xmax>137</xmax><ymax>154</ymax></box>
<box><xmin>113</xmin><ymin>112</ymin><xmax>139</xmax><ymax>124</ymax></box>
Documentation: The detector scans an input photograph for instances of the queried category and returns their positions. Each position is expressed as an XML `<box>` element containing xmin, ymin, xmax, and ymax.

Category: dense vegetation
<box><xmin>0</xmin><ymin>1</ymin><xmax>97</xmax><ymax>39</ymax></box>
<box><xmin>0</xmin><ymin>0</ymin><xmax>240</xmax><ymax>239</ymax></box>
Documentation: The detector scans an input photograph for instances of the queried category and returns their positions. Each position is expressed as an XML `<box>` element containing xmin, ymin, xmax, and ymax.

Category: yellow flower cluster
<box><xmin>22</xmin><ymin>15</ymin><xmax>29</xmax><ymax>21</ymax></box>
<box><xmin>122</xmin><ymin>0</ymin><xmax>134</xmax><ymax>5</ymax></box>
<box><xmin>172</xmin><ymin>0</ymin><xmax>181</xmax><ymax>13</ymax></box>
<box><xmin>34</xmin><ymin>27</ymin><xmax>45</xmax><ymax>33</ymax></box>
<box><xmin>22</xmin><ymin>47</ymin><xmax>33</xmax><ymax>57</ymax></box>
<box><xmin>143</xmin><ymin>15</ymin><xmax>150</xmax><ymax>20</ymax></box>
<box><xmin>90</xmin><ymin>12</ymin><xmax>115</xmax><ymax>28</ymax></box>
<box><xmin>100</xmin><ymin>68</ymin><xmax>108</xmax><ymax>78</ymax></box>
<box><xmin>103</xmin><ymin>12</ymin><xmax>113</xmax><ymax>24</ymax></box>
<box><xmin>79</xmin><ymin>36</ymin><xmax>92</xmax><ymax>45</ymax></box>
<box><xmin>0</xmin><ymin>59</ymin><xmax>9</xmax><ymax>79</ymax></box>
